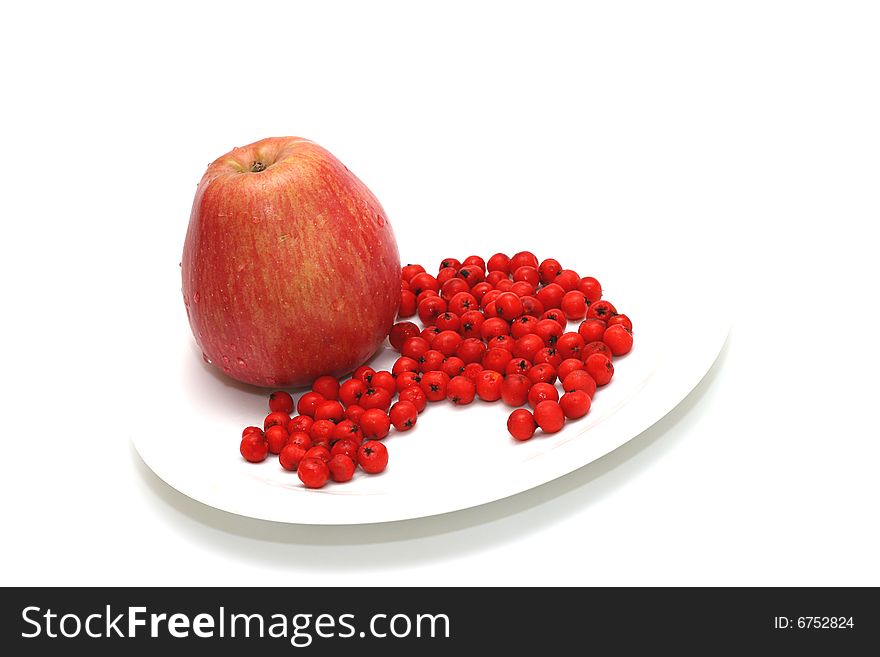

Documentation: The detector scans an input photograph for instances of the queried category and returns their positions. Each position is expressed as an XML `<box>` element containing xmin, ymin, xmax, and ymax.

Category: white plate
<box><xmin>132</xmin><ymin>268</ymin><xmax>728</xmax><ymax>525</ymax></box>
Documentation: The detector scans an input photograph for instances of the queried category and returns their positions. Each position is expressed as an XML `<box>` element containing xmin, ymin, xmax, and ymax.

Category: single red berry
<box><xmin>418</xmin><ymin>295</ymin><xmax>447</xmax><ymax>326</ymax></box>
<box><xmin>287</xmin><ymin>415</ymin><xmax>313</xmax><ymax>435</ymax></box>
<box><xmin>585</xmin><ymin>353</ymin><xmax>614</xmax><ymax>386</ymax></box>
<box><xmin>480</xmin><ymin>317</ymin><xmax>510</xmax><ymax>341</ymax></box>
<box><xmin>513</xmin><ymin>333</ymin><xmax>545</xmax><ymax>361</ymax></box>
<box><xmin>556</xmin><ymin>332</ymin><xmax>586</xmax><ymax>360</ymax></box>
<box><xmin>308</xmin><ymin>420</ymin><xmax>337</xmax><ymax>446</ymax></box>
<box><xmin>436</xmin><ymin>266</ymin><xmax>457</xmax><ymax>285</ymax></box>
<box><xmin>520</xmin><ymin>295</ymin><xmax>544</xmax><ymax>318</ymax></box>
<box><xmin>360</xmin><ymin>387</ymin><xmax>392</xmax><ymax>412</ymax></box>
<box><xmin>312</xmin><ymin>375</ymin><xmax>340</xmax><ymax>400</ymax></box>
<box><xmin>401</xmin><ymin>336</ymin><xmax>431</xmax><ymax>361</ymax></box>
<box><xmin>541</xmin><ymin>309</ymin><xmax>568</xmax><ymax>328</ymax></box>
<box><xmin>240</xmin><ymin>433</ymin><xmax>269</xmax><ymax>463</ymax></box>
<box><xmin>295</xmin><ymin>392</ymin><xmax>324</xmax><ymax>418</ymax></box>
<box><xmin>338</xmin><ymin>378</ymin><xmax>367</xmax><ymax>406</ymax></box>
<box><xmin>485</xmin><ymin>270</ymin><xmax>508</xmax><ymax>287</ymax></box>
<box><xmin>327</xmin><ymin>454</ymin><xmax>356</xmax><ymax>483</ymax></box>
<box><xmin>457</xmin><ymin>310</ymin><xmax>484</xmax><ymax>339</ymax></box>
<box><xmin>480</xmin><ymin>289</ymin><xmax>502</xmax><ymax>313</ymax></box>
<box><xmin>371</xmin><ymin>370</ymin><xmax>396</xmax><ymax>395</ymax></box>
<box><xmin>582</xmin><ymin>340</ymin><xmax>615</xmax><ymax>361</ymax></box>
<box><xmin>287</xmin><ymin>431</ymin><xmax>313</xmax><ymax>451</ymax></box>
<box><xmin>331</xmin><ymin>438</ymin><xmax>360</xmax><ymax>464</ymax></box>
<box><xmin>487</xmin><ymin>334</ymin><xmax>515</xmax><ymax>352</ymax></box>
<box><xmin>535</xmin><ymin>282</ymin><xmax>565</xmax><ymax>310</ymax></box>
<box><xmin>555</xmin><ymin>269</ymin><xmax>581</xmax><ymax>292</ymax></box>
<box><xmin>418</xmin><ymin>349</ymin><xmax>446</xmax><ymax>373</ymax></box>
<box><xmin>507</xmin><ymin>409</ymin><xmax>537</xmax><ymax>441</ymax></box>
<box><xmin>395</xmin><ymin>370</ymin><xmax>422</xmax><ymax>392</ymax></box>
<box><xmin>416</xmin><ymin>289</ymin><xmax>439</xmax><ymax>305</ymax></box>
<box><xmin>242</xmin><ymin>426</ymin><xmax>263</xmax><ymax>438</ymax></box>
<box><xmin>511</xmin><ymin>315</ymin><xmax>539</xmax><ymax>339</ymax></box>
<box><xmin>533</xmin><ymin>347</ymin><xmax>562</xmax><ymax>369</ymax></box>
<box><xmin>279</xmin><ymin>443</ymin><xmax>307</xmax><ymax>471</ymax></box>
<box><xmin>577</xmin><ymin>276</ymin><xmax>603</xmax><ymax>303</ymax></box>
<box><xmin>314</xmin><ymin>400</ymin><xmax>345</xmax><ymax>424</ymax></box>
<box><xmin>559</xmin><ymin>390</ymin><xmax>591</xmax><ymax>419</ymax></box>
<box><xmin>606</xmin><ymin>313</ymin><xmax>633</xmax><ymax>332</ymax></box>
<box><xmin>534</xmin><ymin>400</ymin><xmax>566</xmax><ymax>433</ymax></box>
<box><xmin>361</xmin><ymin>408</ymin><xmax>391</xmax><ymax>439</ymax></box>
<box><xmin>331</xmin><ymin>420</ymin><xmax>363</xmax><ymax>446</ymax></box>
<box><xmin>389</xmin><ymin>321</ymin><xmax>421</xmax><ymax>350</ymax></box>
<box><xmin>401</xmin><ymin>280</ymin><xmax>411</xmax><ymax>291</ymax></box>
<box><xmin>419</xmin><ymin>370</ymin><xmax>450</xmax><ymax>402</ymax></box>
<box><xmin>401</xmin><ymin>263</ymin><xmax>426</xmax><ymax>282</ymax></box>
<box><xmin>268</xmin><ymin>390</ymin><xmax>294</xmax><ymax>414</ymax></box>
<box><xmin>501</xmin><ymin>373</ymin><xmax>531</xmax><ymax>407</ymax></box>
<box><xmin>487</xmin><ymin>253</ymin><xmax>511</xmax><ymax>273</ymax></box>
<box><xmin>509</xmin><ymin>251</ymin><xmax>539</xmax><ymax>272</ymax></box>
<box><xmin>482</xmin><ymin>347</ymin><xmax>514</xmax><ymax>373</ymax></box>
<box><xmin>510</xmin><ymin>280</ymin><xmax>536</xmax><ymax>297</ymax></box>
<box><xmin>512</xmin><ymin>266</ymin><xmax>540</xmax><ymax>287</ymax></box>
<box><xmin>538</xmin><ymin>258</ymin><xmax>563</xmax><ymax>285</ymax></box>
<box><xmin>297</xmin><ymin>457</ymin><xmax>330</xmax><ymax>488</ymax></box>
<box><xmin>433</xmin><ymin>330</ymin><xmax>463</xmax><ymax>356</ymax></box>
<box><xmin>392</xmin><ymin>356</ymin><xmax>420</xmax><ymax>378</ymax></box>
<box><xmin>441</xmin><ymin>356</ymin><xmax>466</xmax><ymax>378</ymax></box>
<box><xmin>344</xmin><ymin>404</ymin><xmax>366</xmax><ymax>424</ymax></box>
<box><xmin>399</xmin><ymin>289</ymin><xmax>417</xmax><ymax>317</ymax></box>
<box><xmin>265</xmin><ymin>425</ymin><xmax>289</xmax><ymax>454</ymax></box>
<box><xmin>603</xmin><ymin>324</ymin><xmax>634</xmax><ymax>356</ymax></box>
<box><xmin>528</xmin><ymin>382</ymin><xmax>559</xmax><ymax>409</ymax></box>
<box><xmin>494</xmin><ymin>291</ymin><xmax>524</xmax><ymax>321</ymax></box>
<box><xmin>434</xmin><ymin>311</ymin><xmax>462</xmax><ymax>332</ymax></box>
<box><xmin>409</xmin><ymin>272</ymin><xmax>440</xmax><ymax>296</ymax></box>
<box><xmin>561</xmin><ymin>290</ymin><xmax>589</xmax><ymax>320</ymax></box>
<box><xmin>493</xmin><ymin>278</ymin><xmax>514</xmax><ymax>294</ymax></box>
<box><xmin>440</xmin><ymin>276</ymin><xmax>471</xmax><ymax>301</ymax></box>
<box><xmin>264</xmin><ymin>411</ymin><xmax>291</xmax><ymax>430</ymax></box>
<box><xmin>586</xmin><ymin>299</ymin><xmax>617</xmax><ymax>321</ymax></box>
<box><xmin>303</xmin><ymin>445</ymin><xmax>331</xmax><ymax>463</ymax></box>
<box><xmin>358</xmin><ymin>440</ymin><xmax>389</xmax><ymax>474</ymax></box>
<box><xmin>462</xmin><ymin>255</ymin><xmax>486</xmax><ymax>271</ymax></box>
<box><xmin>456</xmin><ymin>337</ymin><xmax>487</xmax><ymax>364</ymax></box>
<box><xmin>562</xmin><ymin>369</ymin><xmax>597</xmax><ymax>397</ymax></box>
<box><xmin>463</xmin><ymin>362</ymin><xmax>484</xmax><ymax>382</ymax></box>
<box><xmin>470</xmin><ymin>281</ymin><xmax>494</xmax><ymax>304</ymax></box>
<box><xmin>527</xmin><ymin>362</ymin><xmax>558</xmax><ymax>385</ymax></box>
<box><xmin>534</xmin><ymin>318</ymin><xmax>564</xmax><ymax>346</ymax></box>
<box><xmin>476</xmin><ymin>369</ymin><xmax>504</xmax><ymax>401</ymax></box>
<box><xmin>389</xmin><ymin>401</ymin><xmax>419</xmax><ymax>431</ymax></box>
<box><xmin>399</xmin><ymin>384</ymin><xmax>428</xmax><ymax>413</ymax></box>
<box><xmin>505</xmin><ymin>357</ymin><xmax>532</xmax><ymax>376</ymax></box>
<box><xmin>557</xmin><ymin>358</ymin><xmax>584</xmax><ymax>382</ymax></box>
<box><xmin>578</xmin><ymin>318</ymin><xmax>607</xmax><ymax>343</ymax></box>
<box><xmin>447</xmin><ymin>375</ymin><xmax>477</xmax><ymax>405</ymax></box>
<box><xmin>457</xmin><ymin>265</ymin><xmax>485</xmax><ymax>285</ymax></box>
<box><xmin>448</xmin><ymin>291</ymin><xmax>478</xmax><ymax>316</ymax></box>
<box><xmin>351</xmin><ymin>365</ymin><xmax>376</xmax><ymax>386</ymax></box>
<box><xmin>421</xmin><ymin>326</ymin><xmax>441</xmax><ymax>343</ymax></box>
<box><xmin>439</xmin><ymin>257</ymin><xmax>462</xmax><ymax>271</ymax></box>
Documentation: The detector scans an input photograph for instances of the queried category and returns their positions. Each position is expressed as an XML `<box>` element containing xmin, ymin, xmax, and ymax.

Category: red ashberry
<box><xmin>480</xmin><ymin>289</ymin><xmax>502</xmax><ymax>313</ymax></box>
<box><xmin>401</xmin><ymin>263</ymin><xmax>426</xmax><ymax>282</ymax></box>
<box><xmin>603</xmin><ymin>324</ymin><xmax>634</xmax><ymax>356</ymax></box>
<box><xmin>520</xmin><ymin>295</ymin><xmax>544</xmax><ymax>318</ymax></box>
<box><xmin>441</xmin><ymin>356</ymin><xmax>466</xmax><ymax>378</ymax></box>
<box><xmin>557</xmin><ymin>358</ymin><xmax>584</xmax><ymax>382</ymax></box>
<box><xmin>371</xmin><ymin>370</ymin><xmax>396</xmax><ymax>395</ymax></box>
<box><xmin>482</xmin><ymin>347</ymin><xmax>514</xmax><ymax>374</ymax></box>
<box><xmin>494</xmin><ymin>291</ymin><xmax>524</xmax><ymax>321</ymax></box>
<box><xmin>287</xmin><ymin>431</ymin><xmax>313</xmax><ymax>451</ymax></box>
<box><xmin>512</xmin><ymin>266</ymin><xmax>540</xmax><ymax>287</ymax></box>
<box><xmin>577</xmin><ymin>276</ymin><xmax>603</xmax><ymax>303</ymax></box>
<box><xmin>501</xmin><ymin>373</ymin><xmax>531</xmax><ymax>407</ymax></box>
<box><xmin>358</xmin><ymin>440</ymin><xmax>389</xmax><ymax>474</ymax></box>
<box><xmin>344</xmin><ymin>404</ymin><xmax>365</xmax><ymax>424</ymax></box>
<box><xmin>360</xmin><ymin>409</ymin><xmax>391</xmax><ymax>440</ymax></box>
<box><xmin>585</xmin><ymin>353</ymin><xmax>614</xmax><ymax>386</ymax></box>
<box><xmin>265</xmin><ymin>424</ymin><xmax>289</xmax><ymax>454</ymax></box>
<box><xmin>416</xmin><ymin>289</ymin><xmax>439</xmax><ymax>305</ymax></box>
<box><xmin>409</xmin><ymin>272</ymin><xmax>440</xmax><ymax>296</ymax></box>
<box><xmin>447</xmin><ymin>375</ymin><xmax>477</xmax><ymax>405</ymax></box>
<box><xmin>352</xmin><ymin>365</ymin><xmax>376</xmax><ymax>385</ymax></box>
<box><xmin>399</xmin><ymin>289</ymin><xmax>417</xmax><ymax>317</ymax></box>
<box><xmin>555</xmin><ymin>269</ymin><xmax>580</xmax><ymax>292</ymax></box>
<box><xmin>493</xmin><ymin>278</ymin><xmax>514</xmax><ymax>294</ymax></box>
<box><xmin>309</xmin><ymin>420</ymin><xmax>337</xmax><ymax>446</ymax></box>
<box><xmin>395</xmin><ymin>370</ymin><xmax>422</xmax><ymax>392</ymax></box>
<box><xmin>287</xmin><ymin>415</ymin><xmax>313</xmax><ymax>435</ymax></box>
<box><xmin>534</xmin><ymin>400</ymin><xmax>566</xmax><ymax>433</ymax></box>
<box><xmin>456</xmin><ymin>337</ymin><xmax>487</xmax><ymax>364</ymax></box>
<box><xmin>421</xmin><ymin>326</ymin><xmax>441</xmax><ymax>344</ymax></box>
<box><xmin>556</xmin><ymin>332</ymin><xmax>586</xmax><ymax>360</ymax></box>
<box><xmin>331</xmin><ymin>420</ymin><xmax>363</xmax><ymax>446</ymax></box>
<box><xmin>433</xmin><ymin>330</ymin><xmax>463</xmax><ymax>356</ymax></box>
<box><xmin>487</xmin><ymin>253</ymin><xmax>511</xmax><ymax>273</ymax></box>
<box><xmin>511</xmin><ymin>315</ymin><xmax>539</xmax><ymax>339</ymax></box>
<box><xmin>448</xmin><ymin>291</ymin><xmax>478</xmax><ymax>316</ymax></box>
<box><xmin>401</xmin><ymin>336</ymin><xmax>431</xmax><ymax>361</ymax></box>
<box><xmin>582</xmin><ymin>341</ymin><xmax>615</xmax><ymax>362</ymax></box>
<box><xmin>439</xmin><ymin>257</ymin><xmax>462</xmax><ymax>271</ymax></box>
<box><xmin>559</xmin><ymin>390</ymin><xmax>591</xmax><ymax>419</ymax></box>
<box><xmin>470</xmin><ymin>281</ymin><xmax>494</xmax><ymax>303</ymax></box>
<box><xmin>338</xmin><ymin>379</ymin><xmax>367</xmax><ymax>407</ymax></box>
<box><xmin>510</xmin><ymin>280</ymin><xmax>536</xmax><ymax>297</ymax></box>
<box><xmin>535</xmin><ymin>282</ymin><xmax>565</xmax><ymax>310</ymax></box>
<box><xmin>505</xmin><ymin>357</ymin><xmax>532</xmax><ymax>376</ymax></box>
<box><xmin>297</xmin><ymin>457</ymin><xmax>330</xmax><ymax>488</ymax></box>
<box><xmin>418</xmin><ymin>295</ymin><xmax>447</xmax><ymax>325</ymax></box>
<box><xmin>420</xmin><ymin>370</ymin><xmax>450</xmax><ymax>402</ymax></box>
<box><xmin>507</xmin><ymin>409</ymin><xmax>537</xmax><ymax>441</ymax></box>
<box><xmin>476</xmin><ymin>369</ymin><xmax>504</xmax><ymax>401</ymax></box>
<box><xmin>458</xmin><ymin>310</ymin><xmax>485</xmax><ymax>339</ymax></box>
<box><xmin>606</xmin><ymin>313</ymin><xmax>633</xmax><ymax>332</ymax></box>
<box><xmin>513</xmin><ymin>333</ymin><xmax>545</xmax><ymax>362</ymax></box>
<box><xmin>242</xmin><ymin>426</ymin><xmax>263</xmax><ymax>438</ymax></box>
<box><xmin>439</xmin><ymin>275</ymin><xmax>470</xmax><ymax>300</ymax></box>
<box><xmin>279</xmin><ymin>443</ymin><xmax>307</xmax><ymax>471</ymax></box>
<box><xmin>434</xmin><ymin>311</ymin><xmax>462</xmax><ymax>332</ymax></box>
<box><xmin>462</xmin><ymin>362</ymin><xmax>484</xmax><ymax>382</ymax></box>
<box><xmin>361</xmin><ymin>387</ymin><xmax>392</xmax><ymax>412</ymax></box>
<box><xmin>586</xmin><ymin>299</ymin><xmax>617</xmax><ymax>321</ymax></box>
<box><xmin>399</xmin><ymin>384</ymin><xmax>428</xmax><ymax>413</ymax></box>
<box><xmin>436</xmin><ymin>266</ymin><xmax>457</xmax><ymax>285</ymax></box>
<box><xmin>389</xmin><ymin>401</ymin><xmax>419</xmax><ymax>431</ymax></box>
<box><xmin>295</xmin><ymin>392</ymin><xmax>324</xmax><ymax>418</ymax></box>
<box><xmin>268</xmin><ymin>390</ymin><xmax>294</xmax><ymax>414</ymax></box>
<box><xmin>534</xmin><ymin>318</ymin><xmax>564</xmax><ymax>346</ymax></box>
<box><xmin>264</xmin><ymin>411</ymin><xmax>291</xmax><ymax>430</ymax></box>
<box><xmin>457</xmin><ymin>265</ymin><xmax>485</xmax><ymax>285</ymax></box>
<box><xmin>538</xmin><ymin>258</ymin><xmax>563</xmax><ymax>285</ymax></box>
<box><xmin>303</xmin><ymin>445</ymin><xmax>331</xmax><ymax>463</ymax></box>
<box><xmin>312</xmin><ymin>375</ymin><xmax>340</xmax><ymax>400</ymax></box>
<box><xmin>462</xmin><ymin>255</ymin><xmax>486</xmax><ymax>270</ymax></box>
<box><xmin>509</xmin><ymin>251</ymin><xmax>539</xmax><ymax>272</ymax></box>
<box><xmin>389</xmin><ymin>321</ymin><xmax>420</xmax><ymax>350</ymax></box>
<box><xmin>528</xmin><ymin>382</ymin><xmax>559</xmax><ymax>409</ymax></box>
<box><xmin>314</xmin><ymin>400</ymin><xmax>345</xmax><ymax>424</ymax></box>
<box><xmin>562</xmin><ymin>369</ymin><xmax>597</xmax><ymax>397</ymax></box>
<box><xmin>418</xmin><ymin>349</ymin><xmax>446</xmax><ymax>373</ymax></box>
<box><xmin>533</xmin><ymin>347</ymin><xmax>562</xmax><ymax>369</ymax></box>
<box><xmin>485</xmin><ymin>270</ymin><xmax>508</xmax><ymax>287</ymax></box>
<box><xmin>240</xmin><ymin>433</ymin><xmax>269</xmax><ymax>463</ymax></box>
<box><xmin>391</xmin><ymin>356</ymin><xmax>420</xmax><ymax>378</ymax></box>
<box><xmin>327</xmin><ymin>454</ymin><xmax>356</xmax><ymax>483</ymax></box>
<box><xmin>561</xmin><ymin>290</ymin><xmax>589</xmax><ymax>320</ymax></box>
<box><xmin>331</xmin><ymin>437</ymin><xmax>360</xmax><ymax>463</ymax></box>
<box><xmin>527</xmin><ymin>363</ymin><xmax>558</xmax><ymax>385</ymax></box>
<box><xmin>541</xmin><ymin>309</ymin><xmax>568</xmax><ymax>328</ymax></box>
<box><xmin>480</xmin><ymin>317</ymin><xmax>510</xmax><ymax>341</ymax></box>
<box><xmin>578</xmin><ymin>318</ymin><xmax>607</xmax><ymax>343</ymax></box>
<box><xmin>487</xmin><ymin>334</ymin><xmax>515</xmax><ymax>352</ymax></box>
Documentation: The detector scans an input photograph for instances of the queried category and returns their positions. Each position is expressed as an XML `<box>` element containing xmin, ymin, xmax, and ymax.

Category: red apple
<box><xmin>181</xmin><ymin>137</ymin><xmax>400</xmax><ymax>387</ymax></box>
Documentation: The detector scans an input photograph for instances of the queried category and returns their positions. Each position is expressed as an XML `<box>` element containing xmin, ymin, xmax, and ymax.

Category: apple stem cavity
<box><xmin>250</xmin><ymin>160</ymin><xmax>267</xmax><ymax>173</ymax></box>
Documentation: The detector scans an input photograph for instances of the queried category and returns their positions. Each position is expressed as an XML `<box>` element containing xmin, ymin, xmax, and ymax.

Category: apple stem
<box><xmin>250</xmin><ymin>161</ymin><xmax>266</xmax><ymax>172</ymax></box>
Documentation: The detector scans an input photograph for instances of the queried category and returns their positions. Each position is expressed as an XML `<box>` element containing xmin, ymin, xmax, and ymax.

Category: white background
<box><xmin>2</xmin><ymin>1</ymin><xmax>878</xmax><ymax>585</ymax></box>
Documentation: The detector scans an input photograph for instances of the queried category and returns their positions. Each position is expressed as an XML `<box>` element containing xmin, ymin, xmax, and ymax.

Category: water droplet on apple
<box><xmin>193</xmin><ymin>292</ymin><xmax>201</xmax><ymax>303</ymax></box>
<box><xmin>202</xmin><ymin>352</ymin><xmax>212</xmax><ymax>364</ymax></box>
<box><xmin>237</xmin><ymin>263</ymin><xmax>246</xmax><ymax>272</ymax></box>
<box><xmin>222</xmin><ymin>355</ymin><xmax>230</xmax><ymax>364</ymax></box>
<box><xmin>237</xmin><ymin>358</ymin><xmax>247</xmax><ymax>368</ymax></box>
<box><xmin>376</xmin><ymin>214</ymin><xmax>385</xmax><ymax>227</ymax></box>
<box><xmin>252</xmin><ymin>216</ymin><xmax>260</xmax><ymax>224</ymax></box>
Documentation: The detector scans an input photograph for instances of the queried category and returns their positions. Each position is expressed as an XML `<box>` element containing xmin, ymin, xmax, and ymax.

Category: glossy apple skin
<box><xmin>182</xmin><ymin>137</ymin><xmax>400</xmax><ymax>387</ymax></box>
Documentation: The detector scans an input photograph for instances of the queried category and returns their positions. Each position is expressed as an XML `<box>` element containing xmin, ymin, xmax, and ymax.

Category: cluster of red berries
<box><xmin>239</xmin><ymin>251</ymin><xmax>632</xmax><ymax>489</ymax></box>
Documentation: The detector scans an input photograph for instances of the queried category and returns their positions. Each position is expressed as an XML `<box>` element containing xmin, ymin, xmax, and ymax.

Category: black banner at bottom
<box><xmin>1</xmin><ymin>587</ymin><xmax>876</xmax><ymax>654</ymax></box>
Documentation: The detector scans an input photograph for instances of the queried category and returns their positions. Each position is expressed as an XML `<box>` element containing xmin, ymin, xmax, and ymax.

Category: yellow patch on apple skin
<box><xmin>182</xmin><ymin>137</ymin><xmax>400</xmax><ymax>387</ymax></box>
